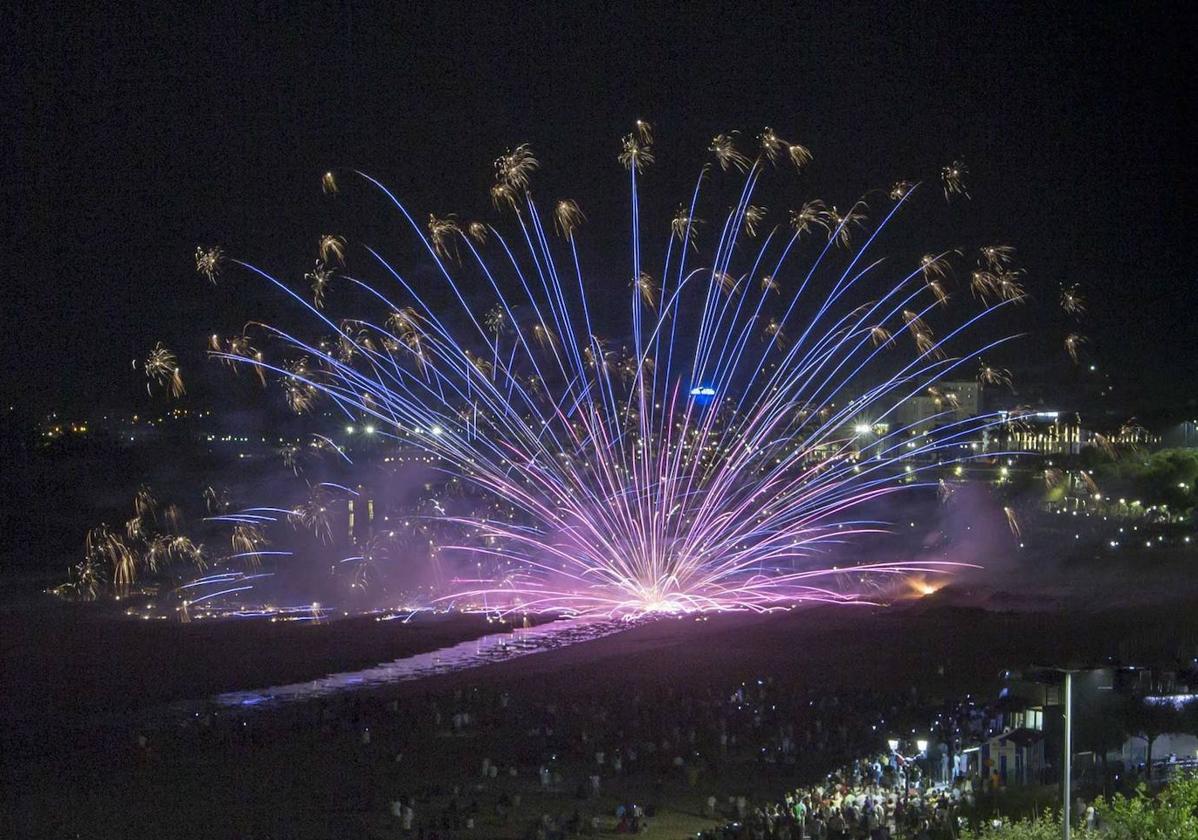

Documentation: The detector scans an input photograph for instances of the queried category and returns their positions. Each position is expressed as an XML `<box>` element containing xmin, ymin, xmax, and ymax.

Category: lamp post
<box><xmin>1063</xmin><ymin>671</ymin><xmax>1072</xmax><ymax>840</ymax></box>
<box><xmin>1033</xmin><ymin>666</ymin><xmax>1079</xmax><ymax>840</ymax></box>
<box><xmin>888</xmin><ymin>738</ymin><xmax>909</xmax><ymax>815</ymax></box>
<box><xmin>889</xmin><ymin>737</ymin><xmax>929</xmax><ymax>828</ymax></box>
<box><xmin>915</xmin><ymin>739</ymin><xmax>929</xmax><ymax>801</ymax></box>
<box><xmin>887</xmin><ymin>739</ymin><xmax>904</xmax><ymax>810</ymax></box>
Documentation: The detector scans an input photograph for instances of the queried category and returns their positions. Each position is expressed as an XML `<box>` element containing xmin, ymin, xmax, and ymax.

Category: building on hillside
<box><xmin>893</xmin><ymin>380</ymin><xmax>980</xmax><ymax>435</ymax></box>
<box><xmin>998</xmin><ymin>410</ymin><xmax>1084</xmax><ymax>455</ymax></box>
<box><xmin>1162</xmin><ymin>420</ymin><xmax>1198</xmax><ymax>449</ymax></box>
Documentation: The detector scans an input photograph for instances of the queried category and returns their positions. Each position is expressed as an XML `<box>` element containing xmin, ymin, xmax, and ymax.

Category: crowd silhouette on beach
<box><xmin>118</xmin><ymin>658</ymin><xmax>1059</xmax><ymax>839</ymax></box>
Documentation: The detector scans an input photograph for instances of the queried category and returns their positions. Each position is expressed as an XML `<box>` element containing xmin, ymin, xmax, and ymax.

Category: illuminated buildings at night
<box><xmin>998</xmin><ymin>410</ymin><xmax>1083</xmax><ymax>455</ymax></box>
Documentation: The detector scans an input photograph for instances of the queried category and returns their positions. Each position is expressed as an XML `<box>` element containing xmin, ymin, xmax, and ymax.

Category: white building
<box><xmin>893</xmin><ymin>379</ymin><xmax>980</xmax><ymax>434</ymax></box>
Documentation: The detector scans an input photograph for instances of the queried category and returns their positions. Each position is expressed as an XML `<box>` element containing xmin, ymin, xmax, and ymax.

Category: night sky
<box><xmin>10</xmin><ymin>2</ymin><xmax>1193</xmax><ymax>420</ymax></box>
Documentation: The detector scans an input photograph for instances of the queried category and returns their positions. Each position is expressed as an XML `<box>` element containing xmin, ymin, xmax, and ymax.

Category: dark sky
<box><xmin>9</xmin><ymin>2</ymin><xmax>1194</xmax><ymax>421</ymax></box>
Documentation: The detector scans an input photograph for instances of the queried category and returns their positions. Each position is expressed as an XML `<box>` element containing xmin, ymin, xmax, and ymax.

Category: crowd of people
<box><xmin>710</xmin><ymin>755</ymin><xmax>977</xmax><ymax>840</ymax></box>
<box><xmin>117</xmin><ymin>655</ymin><xmax>1035</xmax><ymax>839</ymax></box>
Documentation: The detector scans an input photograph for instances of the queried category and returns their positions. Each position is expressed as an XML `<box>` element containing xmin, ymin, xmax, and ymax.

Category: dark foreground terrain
<box><xmin>4</xmin><ymin>589</ymin><xmax>1198</xmax><ymax>838</ymax></box>
<box><xmin>0</xmin><ymin>601</ymin><xmax>508</xmax><ymax>730</ymax></box>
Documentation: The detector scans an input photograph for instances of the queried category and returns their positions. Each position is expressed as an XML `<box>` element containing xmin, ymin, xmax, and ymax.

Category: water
<box><xmin>209</xmin><ymin>616</ymin><xmax>635</xmax><ymax>710</ymax></box>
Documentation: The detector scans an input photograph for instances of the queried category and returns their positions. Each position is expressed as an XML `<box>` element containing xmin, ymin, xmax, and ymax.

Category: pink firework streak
<box><xmin>210</xmin><ymin>132</ymin><xmax>1023</xmax><ymax>616</ymax></box>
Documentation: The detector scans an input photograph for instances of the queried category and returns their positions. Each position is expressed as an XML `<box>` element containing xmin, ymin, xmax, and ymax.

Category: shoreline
<box><xmin>0</xmin><ymin>603</ymin><xmax>515</xmax><ymax>732</ymax></box>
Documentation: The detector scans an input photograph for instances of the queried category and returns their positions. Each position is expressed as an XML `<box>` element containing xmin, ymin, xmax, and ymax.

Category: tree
<box><xmin>1183</xmin><ymin>699</ymin><xmax>1198</xmax><ymax>739</ymax></box>
<box><xmin>1099</xmin><ymin>773</ymin><xmax>1198</xmax><ymax>839</ymax></box>
<box><xmin>1072</xmin><ymin>693</ymin><xmax>1127</xmax><ymax>795</ymax></box>
<box><xmin>958</xmin><ymin>775</ymin><xmax>1198</xmax><ymax>839</ymax></box>
<box><xmin>1120</xmin><ymin>698</ymin><xmax>1183</xmax><ymax>781</ymax></box>
<box><xmin>958</xmin><ymin>809</ymin><xmax>1096</xmax><ymax>840</ymax></box>
<box><xmin>1096</xmin><ymin>448</ymin><xmax>1198</xmax><ymax>517</ymax></box>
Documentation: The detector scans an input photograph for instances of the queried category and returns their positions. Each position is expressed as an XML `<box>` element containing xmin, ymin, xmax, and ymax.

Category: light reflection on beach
<box><xmin>212</xmin><ymin>617</ymin><xmax>634</xmax><ymax>710</ymax></box>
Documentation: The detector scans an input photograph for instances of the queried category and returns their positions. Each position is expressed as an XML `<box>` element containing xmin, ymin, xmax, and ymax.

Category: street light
<box><xmin>1033</xmin><ymin>666</ymin><xmax>1079</xmax><ymax>840</ymax></box>
<box><xmin>890</xmin><ymin>738</ymin><xmax>912</xmax><ymax>811</ymax></box>
<box><xmin>914</xmin><ymin>740</ymin><xmax>929</xmax><ymax>796</ymax></box>
<box><xmin>890</xmin><ymin>738</ymin><xmax>929</xmax><ymax>812</ymax></box>
<box><xmin>1064</xmin><ymin>672</ymin><xmax>1073</xmax><ymax>840</ymax></box>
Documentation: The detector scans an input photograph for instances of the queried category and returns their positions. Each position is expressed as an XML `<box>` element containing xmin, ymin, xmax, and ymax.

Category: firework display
<box><xmin>67</xmin><ymin>128</ymin><xmax>1043</xmax><ymax>616</ymax></box>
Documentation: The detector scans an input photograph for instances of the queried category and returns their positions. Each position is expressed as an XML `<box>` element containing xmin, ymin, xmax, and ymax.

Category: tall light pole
<box><xmin>1033</xmin><ymin>665</ymin><xmax>1078</xmax><ymax>840</ymax></box>
<box><xmin>1063</xmin><ymin>671</ymin><xmax>1072</xmax><ymax>840</ymax></box>
<box><xmin>888</xmin><ymin>737</ymin><xmax>929</xmax><ymax>818</ymax></box>
<box><xmin>916</xmin><ymin>738</ymin><xmax>929</xmax><ymax>791</ymax></box>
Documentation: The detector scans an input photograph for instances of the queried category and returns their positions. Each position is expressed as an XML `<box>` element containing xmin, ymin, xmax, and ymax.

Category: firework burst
<box><xmin>978</xmin><ymin>362</ymin><xmax>1013</xmax><ymax>389</ymax></box>
<box><xmin>195</xmin><ymin>246</ymin><xmax>223</xmax><ymax>283</ymax></box>
<box><xmin>1064</xmin><ymin>332</ymin><xmax>1087</xmax><ymax>363</ymax></box>
<box><xmin>618</xmin><ymin>132</ymin><xmax>654</xmax><ymax>173</ymax></box>
<box><xmin>427</xmin><ymin>214</ymin><xmax>461</xmax><ymax>261</ymax></box>
<box><xmin>1060</xmin><ymin>283</ymin><xmax>1085</xmax><ymax>315</ymax></box>
<box><xmin>671</xmin><ymin>206</ymin><xmax>702</xmax><ymax>250</ymax></box>
<box><xmin>184</xmin><ymin>131</ymin><xmax>1029</xmax><ymax>616</ymax></box>
<box><xmin>141</xmin><ymin>342</ymin><xmax>185</xmax><ymax>398</ymax></box>
<box><xmin>58</xmin><ymin>488</ymin><xmax>211</xmax><ymax>600</ymax></box>
<box><xmin>941</xmin><ymin>160</ymin><xmax>969</xmax><ymax>200</ymax></box>
<box><xmin>553</xmin><ymin>200</ymin><xmax>585</xmax><ymax>238</ymax></box>
<box><xmin>319</xmin><ymin>234</ymin><xmax>347</xmax><ymax>265</ymax></box>
<box><xmin>1003</xmin><ymin>506</ymin><xmax>1022</xmax><ymax>537</ymax></box>
<box><xmin>305</xmin><ymin>260</ymin><xmax>335</xmax><ymax>309</ymax></box>
<box><xmin>495</xmin><ymin>144</ymin><xmax>539</xmax><ymax>190</ymax></box>
<box><xmin>710</xmin><ymin>132</ymin><xmax>751</xmax><ymax>172</ymax></box>
<box><xmin>742</xmin><ymin>204</ymin><xmax>767</xmax><ymax>238</ymax></box>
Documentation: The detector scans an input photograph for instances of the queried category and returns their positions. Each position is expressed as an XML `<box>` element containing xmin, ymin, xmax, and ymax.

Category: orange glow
<box><xmin>906</xmin><ymin>575</ymin><xmax>942</xmax><ymax>598</ymax></box>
